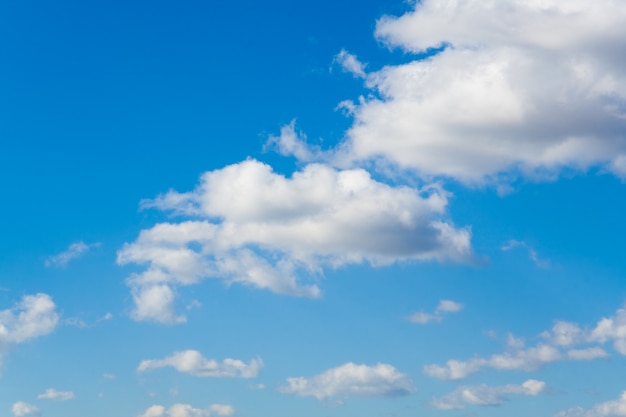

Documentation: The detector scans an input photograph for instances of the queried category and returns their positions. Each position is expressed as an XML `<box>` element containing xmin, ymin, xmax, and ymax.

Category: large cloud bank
<box><xmin>330</xmin><ymin>0</ymin><xmax>626</xmax><ymax>183</ymax></box>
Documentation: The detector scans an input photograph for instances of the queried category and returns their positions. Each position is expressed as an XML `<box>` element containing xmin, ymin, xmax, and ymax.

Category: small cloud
<box><xmin>501</xmin><ymin>240</ymin><xmax>550</xmax><ymax>269</ymax></box>
<box><xmin>279</xmin><ymin>362</ymin><xmax>414</xmax><ymax>401</ymax></box>
<box><xmin>249</xmin><ymin>383</ymin><xmax>266</xmax><ymax>390</ymax></box>
<box><xmin>12</xmin><ymin>402</ymin><xmax>40</xmax><ymax>417</ymax></box>
<box><xmin>45</xmin><ymin>241</ymin><xmax>100</xmax><ymax>268</ymax></box>
<box><xmin>408</xmin><ymin>299</ymin><xmax>463</xmax><ymax>324</ymax></box>
<box><xmin>37</xmin><ymin>388</ymin><xmax>74</xmax><ymax>401</ymax></box>
<box><xmin>103</xmin><ymin>373</ymin><xmax>116</xmax><ymax>380</ymax></box>
<box><xmin>137</xmin><ymin>350</ymin><xmax>263</xmax><ymax>378</ymax></box>
<box><xmin>333</xmin><ymin>49</ymin><xmax>367</xmax><ymax>78</ymax></box>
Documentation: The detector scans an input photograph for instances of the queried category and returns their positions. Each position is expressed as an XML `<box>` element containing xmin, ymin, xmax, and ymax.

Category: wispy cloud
<box><xmin>37</xmin><ymin>388</ymin><xmax>74</xmax><ymax>401</ymax></box>
<box><xmin>501</xmin><ymin>240</ymin><xmax>550</xmax><ymax>269</ymax></box>
<box><xmin>333</xmin><ymin>49</ymin><xmax>367</xmax><ymax>78</ymax></box>
<box><xmin>45</xmin><ymin>241</ymin><xmax>100</xmax><ymax>268</ymax></box>
<box><xmin>408</xmin><ymin>299</ymin><xmax>463</xmax><ymax>324</ymax></box>
<box><xmin>432</xmin><ymin>379</ymin><xmax>546</xmax><ymax>409</ymax></box>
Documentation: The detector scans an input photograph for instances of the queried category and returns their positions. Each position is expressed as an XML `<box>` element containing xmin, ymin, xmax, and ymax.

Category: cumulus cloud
<box><xmin>557</xmin><ymin>391</ymin><xmax>626</xmax><ymax>417</ymax></box>
<box><xmin>408</xmin><ymin>299</ymin><xmax>463</xmax><ymax>324</ymax></box>
<box><xmin>120</xmin><ymin>159</ymin><xmax>472</xmax><ymax>323</ymax></box>
<box><xmin>334</xmin><ymin>49</ymin><xmax>367</xmax><ymax>78</ymax></box>
<box><xmin>137</xmin><ymin>350</ymin><xmax>262</xmax><ymax>378</ymax></box>
<box><xmin>279</xmin><ymin>362</ymin><xmax>414</xmax><ymax>400</ymax></box>
<box><xmin>12</xmin><ymin>402</ymin><xmax>39</xmax><ymax>417</ymax></box>
<box><xmin>45</xmin><ymin>241</ymin><xmax>100</xmax><ymax>268</ymax></box>
<box><xmin>0</xmin><ymin>293</ymin><xmax>59</xmax><ymax>349</ymax></box>
<box><xmin>37</xmin><ymin>388</ymin><xmax>74</xmax><ymax>400</ymax></box>
<box><xmin>137</xmin><ymin>404</ymin><xmax>234</xmax><ymax>417</ymax></box>
<box><xmin>432</xmin><ymin>379</ymin><xmax>546</xmax><ymax>409</ymax></box>
<box><xmin>324</xmin><ymin>0</ymin><xmax>626</xmax><ymax>184</ymax></box>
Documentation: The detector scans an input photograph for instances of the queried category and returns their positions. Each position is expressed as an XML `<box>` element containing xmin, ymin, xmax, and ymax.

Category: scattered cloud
<box><xmin>12</xmin><ymin>402</ymin><xmax>39</xmax><ymax>417</ymax></box>
<box><xmin>137</xmin><ymin>350</ymin><xmax>262</xmax><ymax>378</ymax></box>
<box><xmin>557</xmin><ymin>391</ymin><xmax>626</xmax><ymax>417</ymax></box>
<box><xmin>502</xmin><ymin>240</ymin><xmax>550</xmax><ymax>269</ymax></box>
<box><xmin>318</xmin><ymin>0</ymin><xmax>626</xmax><ymax>185</ymax></box>
<box><xmin>0</xmin><ymin>293</ymin><xmax>59</xmax><ymax>349</ymax></box>
<box><xmin>334</xmin><ymin>49</ymin><xmax>367</xmax><ymax>78</ymax></box>
<box><xmin>137</xmin><ymin>404</ymin><xmax>234</xmax><ymax>417</ymax></box>
<box><xmin>423</xmin><ymin>305</ymin><xmax>626</xmax><ymax>380</ymax></box>
<box><xmin>120</xmin><ymin>159</ymin><xmax>472</xmax><ymax>323</ymax></box>
<box><xmin>45</xmin><ymin>241</ymin><xmax>100</xmax><ymax>268</ymax></box>
<box><xmin>432</xmin><ymin>379</ymin><xmax>546</xmax><ymax>409</ymax></box>
<box><xmin>279</xmin><ymin>362</ymin><xmax>414</xmax><ymax>401</ymax></box>
<box><xmin>409</xmin><ymin>299</ymin><xmax>463</xmax><ymax>324</ymax></box>
<box><xmin>37</xmin><ymin>388</ymin><xmax>74</xmax><ymax>400</ymax></box>
<box><xmin>103</xmin><ymin>373</ymin><xmax>116</xmax><ymax>380</ymax></box>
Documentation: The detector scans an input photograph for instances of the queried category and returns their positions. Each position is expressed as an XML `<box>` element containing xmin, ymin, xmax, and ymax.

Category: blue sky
<box><xmin>2</xmin><ymin>1</ymin><xmax>626</xmax><ymax>416</ymax></box>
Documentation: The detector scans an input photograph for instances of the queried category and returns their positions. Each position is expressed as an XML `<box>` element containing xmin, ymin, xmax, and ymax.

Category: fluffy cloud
<box><xmin>279</xmin><ymin>362</ymin><xmax>414</xmax><ymax>400</ymax></box>
<box><xmin>12</xmin><ymin>402</ymin><xmax>39</xmax><ymax>417</ymax></box>
<box><xmin>137</xmin><ymin>350</ymin><xmax>262</xmax><ymax>378</ymax></box>
<box><xmin>322</xmin><ymin>0</ymin><xmax>626</xmax><ymax>184</ymax></box>
<box><xmin>137</xmin><ymin>404</ymin><xmax>234</xmax><ymax>417</ymax></box>
<box><xmin>0</xmin><ymin>293</ymin><xmax>59</xmax><ymax>349</ymax></box>
<box><xmin>409</xmin><ymin>299</ymin><xmax>463</xmax><ymax>324</ymax></box>
<box><xmin>45</xmin><ymin>241</ymin><xmax>100</xmax><ymax>268</ymax></box>
<box><xmin>37</xmin><ymin>388</ymin><xmax>74</xmax><ymax>400</ymax></box>
<box><xmin>557</xmin><ymin>391</ymin><xmax>626</xmax><ymax>417</ymax></box>
<box><xmin>119</xmin><ymin>159</ymin><xmax>471</xmax><ymax>323</ymax></box>
<box><xmin>432</xmin><ymin>379</ymin><xmax>546</xmax><ymax>409</ymax></box>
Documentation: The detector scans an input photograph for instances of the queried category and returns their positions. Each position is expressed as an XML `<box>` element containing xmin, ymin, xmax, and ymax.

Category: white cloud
<box><xmin>264</xmin><ymin>121</ymin><xmax>322</xmax><ymax>162</ymax></box>
<box><xmin>323</xmin><ymin>0</ymin><xmax>626</xmax><ymax>184</ymax></box>
<box><xmin>501</xmin><ymin>240</ymin><xmax>550</xmax><ymax>269</ymax></box>
<box><xmin>334</xmin><ymin>49</ymin><xmax>367</xmax><ymax>78</ymax></box>
<box><xmin>0</xmin><ymin>293</ymin><xmax>59</xmax><ymax>348</ymax></box>
<box><xmin>37</xmin><ymin>388</ymin><xmax>74</xmax><ymax>400</ymax></box>
<box><xmin>12</xmin><ymin>402</ymin><xmax>39</xmax><ymax>417</ymax></box>
<box><xmin>137</xmin><ymin>350</ymin><xmax>262</xmax><ymax>378</ymax></box>
<box><xmin>409</xmin><ymin>299</ymin><xmax>463</xmax><ymax>324</ymax></box>
<box><xmin>425</xmin><ymin>332</ymin><xmax>607</xmax><ymax>380</ymax></box>
<box><xmin>432</xmin><ymin>379</ymin><xmax>546</xmax><ymax>409</ymax></box>
<box><xmin>120</xmin><ymin>159</ymin><xmax>472</xmax><ymax>323</ymax></box>
<box><xmin>137</xmin><ymin>404</ymin><xmax>234</xmax><ymax>417</ymax></box>
<box><xmin>45</xmin><ymin>241</ymin><xmax>100</xmax><ymax>268</ymax></box>
<box><xmin>279</xmin><ymin>362</ymin><xmax>414</xmax><ymax>400</ymax></box>
<box><xmin>557</xmin><ymin>391</ymin><xmax>626</xmax><ymax>417</ymax></box>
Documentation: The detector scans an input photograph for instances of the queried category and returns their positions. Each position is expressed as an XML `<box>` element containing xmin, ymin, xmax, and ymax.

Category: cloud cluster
<box><xmin>119</xmin><ymin>159</ymin><xmax>471</xmax><ymax>323</ymax></box>
<box><xmin>321</xmin><ymin>0</ymin><xmax>626</xmax><ymax>184</ymax></box>
<box><xmin>137</xmin><ymin>350</ymin><xmax>262</xmax><ymax>378</ymax></box>
<box><xmin>279</xmin><ymin>362</ymin><xmax>414</xmax><ymax>400</ymax></box>
<box><xmin>408</xmin><ymin>299</ymin><xmax>463</xmax><ymax>324</ymax></box>
<box><xmin>424</xmin><ymin>303</ymin><xmax>626</xmax><ymax>380</ymax></box>
<box><xmin>432</xmin><ymin>379</ymin><xmax>546</xmax><ymax>409</ymax></box>
<box><xmin>137</xmin><ymin>404</ymin><xmax>234</xmax><ymax>417</ymax></box>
